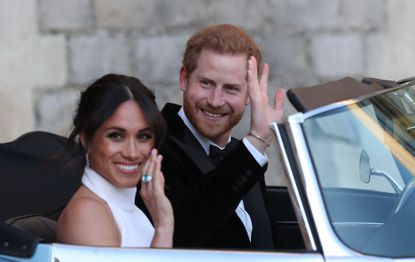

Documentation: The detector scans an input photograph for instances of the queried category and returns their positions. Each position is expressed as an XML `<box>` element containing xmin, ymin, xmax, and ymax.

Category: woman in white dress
<box><xmin>57</xmin><ymin>74</ymin><xmax>173</xmax><ymax>248</ymax></box>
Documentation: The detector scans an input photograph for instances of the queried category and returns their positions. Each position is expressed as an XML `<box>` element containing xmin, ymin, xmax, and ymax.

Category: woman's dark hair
<box><xmin>66</xmin><ymin>74</ymin><xmax>166</xmax><ymax>156</ymax></box>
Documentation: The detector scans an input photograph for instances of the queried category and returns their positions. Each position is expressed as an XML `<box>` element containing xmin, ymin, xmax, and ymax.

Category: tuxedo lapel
<box><xmin>162</xmin><ymin>103</ymin><xmax>214</xmax><ymax>174</ymax></box>
<box><xmin>170</xmin><ymin>136</ymin><xmax>214</xmax><ymax>174</ymax></box>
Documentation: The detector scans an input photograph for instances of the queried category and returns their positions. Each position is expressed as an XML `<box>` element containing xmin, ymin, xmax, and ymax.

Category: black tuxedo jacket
<box><xmin>155</xmin><ymin>103</ymin><xmax>273</xmax><ymax>249</ymax></box>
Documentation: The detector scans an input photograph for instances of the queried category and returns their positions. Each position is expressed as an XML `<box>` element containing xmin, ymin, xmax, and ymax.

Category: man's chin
<box><xmin>197</xmin><ymin>125</ymin><xmax>228</xmax><ymax>141</ymax></box>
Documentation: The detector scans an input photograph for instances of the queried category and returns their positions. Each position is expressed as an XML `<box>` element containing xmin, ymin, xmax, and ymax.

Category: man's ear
<box><xmin>179</xmin><ymin>67</ymin><xmax>188</xmax><ymax>92</ymax></box>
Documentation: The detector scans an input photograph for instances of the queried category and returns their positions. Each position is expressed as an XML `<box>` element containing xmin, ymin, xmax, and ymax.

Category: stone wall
<box><xmin>1</xmin><ymin>0</ymin><xmax>414</xmax><ymax>184</ymax></box>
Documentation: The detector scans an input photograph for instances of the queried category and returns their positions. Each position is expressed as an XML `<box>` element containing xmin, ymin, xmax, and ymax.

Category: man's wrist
<box><xmin>247</xmin><ymin>131</ymin><xmax>272</xmax><ymax>147</ymax></box>
<box><xmin>242</xmin><ymin>137</ymin><xmax>268</xmax><ymax>166</ymax></box>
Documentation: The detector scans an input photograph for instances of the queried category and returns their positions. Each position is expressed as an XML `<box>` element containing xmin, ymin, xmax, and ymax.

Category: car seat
<box><xmin>0</xmin><ymin>131</ymin><xmax>83</xmax><ymax>242</ymax></box>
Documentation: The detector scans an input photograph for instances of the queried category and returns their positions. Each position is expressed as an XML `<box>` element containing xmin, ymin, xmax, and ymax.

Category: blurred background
<box><xmin>1</xmin><ymin>0</ymin><xmax>413</xmax><ymax>184</ymax></box>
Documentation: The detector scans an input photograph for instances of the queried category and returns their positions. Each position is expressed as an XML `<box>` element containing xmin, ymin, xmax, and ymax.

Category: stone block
<box><xmin>366</xmin><ymin>33</ymin><xmax>415</xmax><ymax>80</ymax></box>
<box><xmin>0</xmin><ymin>90</ymin><xmax>34</xmax><ymax>142</ymax></box>
<box><xmin>206</xmin><ymin>0</ymin><xmax>269</xmax><ymax>31</ymax></box>
<box><xmin>0</xmin><ymin>34</ymin><xmax>66</xmax><ymax>89</ymax></box>
<box><xmin>311</xmin><ymin>33</ymin><xmax>364</xmax><ymax>78</ymax></box>
<box><xmin>151</xmin><ymin>82</ymin><xmax>182</xmax><ymax>109</ymax></box>
<box><xmin>155</xmin><ymin>0</ymin><xmax>209</xmax><ymax>28</ymax></box>
<box><xmin>29</xmin><ymin>35</ymin><xmax>67</xmax><ymax>87</ymax></box>
<box><xmin>338</xmin><ymin>0</ymin><xmax>386</xmax><ymax>30</ymax></box>
<box><xmin>35</xmin><ymin>88</ymin><xmax>79</xmax><ymax>136</ymax></box>
<box><xmin>133</xmin><ymin>34</ymin><xmax>186</xmax><ymax>83</ymax></box>
<box><xmin>260</xmin><ymin>33</ymin><xmax>312</xmax><ymax>86</ymax></box>
<box><xmin>38</xmin><ymin>0</ymin><xmax>93</xmax><ymax>32</ymax></box>
<box><xmin>69</xmin><ymin>32</ymin><xmax>131</xmax><ymax>85</ymax></box>
<box><xmin>388</xmin><ymin>0</ymin><xmax>415</xmax><ymax>37</ymax></box>
<box><xmin>0</xmin><ymin>0</ymin><xmax>37</xmax><ymax>38</ymax></box>
<box><xmin>269</xmin><ymin>0</ymin><xmax>339</xmax><ymax>31</ymax></box>
<box><xmin>95</xmin><ymin>0</ymin><xmax>212</xmax><ymax>30</ymax></box>
<box><xmin>94</xmin><ymin>0</ymin><xmax>157</xmax><ymax>29</ymax></box>
<box><xmin>365</xmin><ymin>0</ymin><xmax>415</xmax><ymax>79</ymax></box>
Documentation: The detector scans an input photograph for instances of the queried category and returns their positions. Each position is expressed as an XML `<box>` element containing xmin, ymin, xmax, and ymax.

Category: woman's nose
<box><xmin>123</xmin><ymin>140</ymin><xmax>138</xmax><ymax>159</ymax></box>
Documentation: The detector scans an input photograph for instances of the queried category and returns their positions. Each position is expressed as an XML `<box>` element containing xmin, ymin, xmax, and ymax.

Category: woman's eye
<box><xmin>108</xmin><ymin>132</ymin><xmax>123</xmax><ymax>141</ymax></box>
<box><xmin>138</xmin><ymin>133</ymin><xmax>153</xmax><ymax>141</ymax></box>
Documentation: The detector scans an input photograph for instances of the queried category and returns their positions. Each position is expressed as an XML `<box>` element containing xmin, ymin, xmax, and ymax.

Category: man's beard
<box><xmin>183</xmin><ymin>95</ymin><xmax>244</xmax><ymax>142</ymax></box>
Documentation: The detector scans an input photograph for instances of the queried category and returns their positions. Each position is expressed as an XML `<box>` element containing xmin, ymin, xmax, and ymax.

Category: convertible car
<box><xmin>1</xmin><ymin>76</ymin><xmax>415</xmax><ymax>261</ymax></box>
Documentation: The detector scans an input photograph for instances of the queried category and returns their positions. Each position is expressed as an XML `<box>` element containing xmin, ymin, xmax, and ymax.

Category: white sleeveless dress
<box><xmin>82</xmin><ymin>167</ymin><xmax>154</xmax><ymax>247</ymax></box>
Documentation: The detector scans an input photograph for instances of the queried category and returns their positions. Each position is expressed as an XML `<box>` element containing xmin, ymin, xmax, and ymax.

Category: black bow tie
<box><xmin>208</xmin><ymin>144</ymin><xmax>231</xmax><ymax>167</ymax></box>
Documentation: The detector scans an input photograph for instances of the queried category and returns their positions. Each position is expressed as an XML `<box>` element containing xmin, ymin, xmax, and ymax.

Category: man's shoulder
<box><xmin>161</xmin><ymin>103</ymin><xmax>181</xmax><ymax>117</ymax></box>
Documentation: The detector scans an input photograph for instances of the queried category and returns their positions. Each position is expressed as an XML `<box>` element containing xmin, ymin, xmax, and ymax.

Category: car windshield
<box><xmin>302</xmin><ymin>82</ymin><xmax>415</xmax><ymax>258</ymax></box>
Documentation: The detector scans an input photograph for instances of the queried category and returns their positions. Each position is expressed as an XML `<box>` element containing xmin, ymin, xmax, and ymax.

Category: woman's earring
<box><xmin>86</xmin><ymin>151</ymin><xmax>91</xmax><ymax>167</ymax></box>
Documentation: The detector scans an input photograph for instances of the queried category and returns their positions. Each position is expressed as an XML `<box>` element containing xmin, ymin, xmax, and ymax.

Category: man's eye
<box><xmin>224</xmin><ymin>86</ymin><xmax>239</xmax><ymax>94</ymax></box>
<box><xmin>200</xmin><ymin>80</ymin><xmax>212</xmax><ymax>88</ymax></box>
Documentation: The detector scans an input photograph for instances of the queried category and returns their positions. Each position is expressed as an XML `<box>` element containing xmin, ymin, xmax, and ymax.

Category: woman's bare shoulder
<box><xmin>57</xmin><ymin>186</ymin><xmax>120</xmax><ymax>246</ymax></box>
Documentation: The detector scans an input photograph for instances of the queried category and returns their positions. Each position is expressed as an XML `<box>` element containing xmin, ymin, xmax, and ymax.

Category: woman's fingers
<box><xmin>142</xmin><ymin>149</ymin><xmax>157</xmax><ymax>185</ymax></box>
<box><xmin>139</xmin><ymin>149</ymin><xmax>173</xmax><ymax>230</ymax></box>
<box><xmin>140</xmin><ymin>149</ymin><xmax>165</xmax><ymax>199</ymax></box>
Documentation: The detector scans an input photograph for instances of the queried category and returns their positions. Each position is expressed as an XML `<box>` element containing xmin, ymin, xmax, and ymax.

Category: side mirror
<box><xmin>359</xmin><ymin>150</ymin><xmax>403</xmax><ymax>193</ymax></box>
<box><xmin>359</xmin><ymin>150</ymin><xmax>371</xmax><ymax>183</ymax></box>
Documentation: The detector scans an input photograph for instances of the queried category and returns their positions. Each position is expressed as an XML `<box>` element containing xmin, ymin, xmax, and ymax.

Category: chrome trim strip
<box><xmin>270</xmin><ymin>122</ymin><xmax>316</xmax><ymax>251</ymax></box>
<box><xmin>299</xmin><ymin>80</ymin><xmax>415</xmax><ymax>120</ymax></box>
<box><xmin>286</xmin><ymin>115</ymin><xmax>357</xmax><ymax>257</ymax></box>
<box><xmin>50</xmin><ymin>243</ymin><xmax>325</xmax><ymax>262</ymax></box>
<box><xmin>302</xmin><ymin>101</ymin><xmax>352</xmax><ymax>119</ymax></box>
<box><xmin>333</xmin><ymin>222</ymin><xmax>383</xmax><ymax>227</ymax></box>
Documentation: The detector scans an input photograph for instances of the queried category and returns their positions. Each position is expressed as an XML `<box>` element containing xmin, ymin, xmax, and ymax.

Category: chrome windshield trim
<box><xmin>270</xmin><ymin>122</ymin><xmax>317</xmax><ymax>251</ymax></box>
<box><xmin>333</xmin><ymin>222</ymin><xmax>383</xmax><ymax>227</ymax></box>
<box><xmin>299</xmin><ymin>79</ymin><xmax>415</xmax><ymax>121</ymax></box>
<box><xmin>302</xmin><ymin>100</ymin><xmax>358</xmax><ymax>120</ymax></box>
<box><xmin>285</xmin><ymin>118</ymin><xmax>358</xmax><ymax>257</ymax></box>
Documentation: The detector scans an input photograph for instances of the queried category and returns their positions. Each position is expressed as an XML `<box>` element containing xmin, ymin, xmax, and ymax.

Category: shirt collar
<box><xmin>178</xmin><ymin>107</ymin><xmax>230</xmax><ymax>154</ymax></box>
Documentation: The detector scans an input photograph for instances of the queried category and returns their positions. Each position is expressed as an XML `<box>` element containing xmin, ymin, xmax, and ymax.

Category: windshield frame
<box><xmin>284</xmin><ymin>80</ymin><xmax>415</xmax><ymax>258</ymax></box>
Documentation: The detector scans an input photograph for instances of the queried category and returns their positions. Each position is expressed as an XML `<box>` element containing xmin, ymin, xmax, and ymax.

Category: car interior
<box><xmin>2</xmin><ymin>76</ymin><xmax>400</xmax><ymax>258</ymax></box>
<box><xmin>0</xmin><ymin>130</ymin><xmax>307</xmax><ymax>257</ymax></box>
<box><xmin>0</xmin><ymin>131</ymin><xmax>83</xmax><ymax>257</ymax></box>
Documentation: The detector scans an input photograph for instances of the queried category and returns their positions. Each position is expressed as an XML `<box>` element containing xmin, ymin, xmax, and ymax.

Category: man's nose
<box><xmin>207</xmin><ymin>87</ymin><xmax>225</xmax><ymax>107</ymax></box>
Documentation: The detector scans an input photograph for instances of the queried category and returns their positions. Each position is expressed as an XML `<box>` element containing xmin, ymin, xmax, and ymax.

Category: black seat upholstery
<box><xmin>0</xmin><ymin>221</ymin><xmax>38</xmax><ymax>258</ymax></box>
<box><xmin>6</xmin><ymin>214</ymin><xmax>57</xmax><ymax>243</ymax></box>
<box><xmin>0</xmin><ymin>131</ymin><xmax>83</xmax><ymax>242</ymax></box>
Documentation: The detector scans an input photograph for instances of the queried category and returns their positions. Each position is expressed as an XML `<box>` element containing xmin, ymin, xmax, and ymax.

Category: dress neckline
<box><xmin>82</xmin><ymin>167</ymin><xmax>137</xmax><ymax>211</ymax></box>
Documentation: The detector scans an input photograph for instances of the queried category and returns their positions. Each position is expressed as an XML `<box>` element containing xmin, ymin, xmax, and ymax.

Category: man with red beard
<box><xmin>139</xmin><ymin>24</ymin><xmax>285</xmax><ymax>249</ymax></box>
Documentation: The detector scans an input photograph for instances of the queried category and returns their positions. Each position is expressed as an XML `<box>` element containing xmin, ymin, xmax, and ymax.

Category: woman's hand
<box><xmin>140</xmin><ymin>148</ymin><xmax>174</xmax><ymax>248</ymax></box>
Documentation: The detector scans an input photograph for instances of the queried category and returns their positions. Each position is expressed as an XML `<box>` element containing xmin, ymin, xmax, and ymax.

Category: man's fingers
<box><xmin>248</xmin><ymin>56</ymin><xmax>258</xmax><ymax>83</ymax></box>
<box><xmin>274</xmin><ymin>88</ymin><xmax>286</xmax><ymax>110</ymax></box>
<box><xmin>260</xmin><ymin>63</ymin><xmax>269</xmax><ymax>94</ymax></box>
